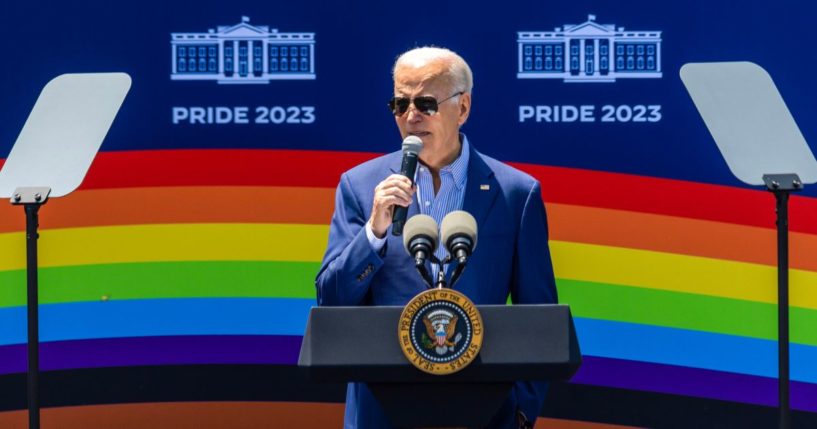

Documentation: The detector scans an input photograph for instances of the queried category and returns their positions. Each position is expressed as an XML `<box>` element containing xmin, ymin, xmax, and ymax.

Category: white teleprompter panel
<box><xmin>680</xmin><ymin>62</ymin><xmax>817</xmax><ymax>186</ymax></box>
<box><xmin>0</xmin><ymin>73</ymin><xmax>131</xmax><ymax>198</ymax></box>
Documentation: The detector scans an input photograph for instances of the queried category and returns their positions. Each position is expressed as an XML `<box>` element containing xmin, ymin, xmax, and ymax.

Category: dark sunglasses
<box><xmin>388</xmin><ymin>91</ymin><xmax>464</xmax><ymax>116</ymax></box>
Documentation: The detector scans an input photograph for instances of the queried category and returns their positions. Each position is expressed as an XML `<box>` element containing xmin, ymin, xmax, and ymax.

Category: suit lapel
<box><xmin>462</xmin><ymin>147</ymin><xmax>499</xmax><ymax>229</ymax></box>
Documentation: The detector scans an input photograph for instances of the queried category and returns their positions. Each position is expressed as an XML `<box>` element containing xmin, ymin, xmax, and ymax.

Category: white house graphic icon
<box><xmin>171</xmin><ymin>16</ymin><xmax>315</xmax><ymax>84</ymax></box>
<box><xmin>517</xmin><ymin>14</ymin><xmax>661</xmax><ymax>82</ymax></box>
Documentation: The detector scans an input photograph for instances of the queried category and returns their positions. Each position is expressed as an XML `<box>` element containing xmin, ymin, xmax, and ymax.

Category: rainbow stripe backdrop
<box><xmin>1</xmin><ymin>149</ymin><xmax>816</xmax><ymax>412</ymax></box>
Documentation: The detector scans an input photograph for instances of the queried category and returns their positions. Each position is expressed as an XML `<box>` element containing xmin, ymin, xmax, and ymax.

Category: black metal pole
<box><xmin>774</xmin><ymin>190</ymin><xmax>790</xmax><ymax>429</ymax></box>
<box><xmin>24</xmin><ymin>203</ymin><xmax>40</xmax><ymax>429</ymax></box>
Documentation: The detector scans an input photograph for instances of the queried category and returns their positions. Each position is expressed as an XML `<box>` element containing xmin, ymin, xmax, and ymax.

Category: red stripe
<box><xmin>512</xmin><ymin>163</ymin><xmax>817</xmax><ymax>235</ymax></box>
<box><xmin>516</xmin><ymin>164</ymin><xmax>775</xmax><ymax>224</ymax></box>
<box><xmin>2</xmin><ymin>150</ymin><xmax>816</xmax><ymax>234</ymax></box>
<box><xmin>80</xmin><ymin>149</ymin><xmax>379</xmax><ymax>189</ymax></box>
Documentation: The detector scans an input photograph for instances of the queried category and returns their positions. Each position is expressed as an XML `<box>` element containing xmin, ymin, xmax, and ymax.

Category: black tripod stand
<box><xmin>762</xmin><ymin>174</ymin><xmax>802</xmax><ymax>429</ymax></box>
<box><xmin>11</xmin><ymin>187</ymin><xmax>50</xmax><ymax>429</ymax></box>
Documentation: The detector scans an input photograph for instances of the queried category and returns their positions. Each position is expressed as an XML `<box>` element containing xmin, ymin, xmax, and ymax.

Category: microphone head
<box><xmin>402</xmin><ymin>135</ymin><xmax>423</xmax><ymax>155</ymax></box>
<box><xmin>440</xmin><ymin>210</ymin><xmax>477</xmax><ymax>252</ymax></box>
<box><xmin>403</xmin><ymin>214</ymin><xmax>439</xmax><ymax>254</ymax></box>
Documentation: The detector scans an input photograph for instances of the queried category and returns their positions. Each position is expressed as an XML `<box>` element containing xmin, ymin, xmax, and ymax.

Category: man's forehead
<box><xmin>394</xmin><ymin>77</ymin><xmax>442</xmax><ymax>91</ymax></box>
<box><xmin>394</xmin><ymin>73</ymin><xmax>449</xmax><ymax>96</ymax></box>
<box><xmin>394</xmin><ymin>62</ymin><xmax>450</xmax><ymax>88</ymax></box>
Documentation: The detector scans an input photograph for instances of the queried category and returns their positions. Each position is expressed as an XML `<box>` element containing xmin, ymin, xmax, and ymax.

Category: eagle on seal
<box><xmin>423</xmin><ymin>314</ymin><xmax>458</xmax><ymax>348</ymax></box>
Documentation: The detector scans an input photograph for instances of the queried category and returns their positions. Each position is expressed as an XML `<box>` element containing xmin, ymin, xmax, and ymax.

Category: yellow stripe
<box><xmin>551</xmin><ymin>241</ymin><xmax>816</xmax><ymax>310</ymax></box>
<box><xmin>2</xmin><ymin>225</ymin><xmax>813</xmax><ymax>310</ymax></box>
<box><xmin>0</xmin><ymin>224</ymin><xmax>329</xmax><ymax>270</ymax></box>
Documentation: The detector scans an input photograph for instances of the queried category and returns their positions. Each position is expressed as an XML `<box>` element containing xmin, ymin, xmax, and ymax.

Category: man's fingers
<box><xmin>377</xmin><ymin>195</ymin><xmax>411</xmax><ymax>207</ymax></box>
<box><xmin>376</xmin><ymin>191</ymin><xmax>412</xmax><ymax>208</ymax></box>
<box><xmin>383</xmin><ymin>175</ymin><xmax>415</xmax><ymax>192</ymax></box>
<box><xmin>370</xmin><ymin>175</ymin><xmax>417</xmax><ymax>236</ymax></box>
<box><xmin>371</xmin><ymin>174</ymin><xmax>416</xmax><ymax>234</ymax></box>
<box><xmin>386</xmin><ymin>174</ymin><xmax>414</xmax><ymax>185</ymax></box>
<box><xmin>379</xmin><ymin>186</ymin><xmax>412</xmax><ymax>201</ymax></box>
<box><xmin>375</xmin><ymin>176</ymin><xmax>415</xmax><ymax>205</ymax></box>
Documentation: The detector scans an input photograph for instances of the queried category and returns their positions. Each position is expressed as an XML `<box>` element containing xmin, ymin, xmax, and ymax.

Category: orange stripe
<box><xmin>548</xmin><ymin>203</ymin><xmax>817</xmax><ymax>272</ymax></box>
<box><xmin>1</xmin><ymin>186</ymin><xmax>814</xmax><ymax>272</ymax></box>
<box><xmin>0</xmin><ymin>402</ymin><xmax>640</xmax><ymax>429</ymax></box>
<box><xmin>0</xmin><ymin>402</ymin><xmax>344</xmax><ymax>429</ymax></box>
<box><xmin>536</xmin><ymin>417</ymin><xmax>642</xmax><ymax>429</ymax></box>
<box><xmin>0</xmin><ymin>186</ymin><xmax>336</xmax><ymax>233</ymax></box>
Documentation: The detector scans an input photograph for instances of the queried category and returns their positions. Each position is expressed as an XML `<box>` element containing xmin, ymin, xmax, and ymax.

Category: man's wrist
<box><xmin>365</xmin><ymin>220</ymin><xmax>388</xmax><ymax>251</ymax></box>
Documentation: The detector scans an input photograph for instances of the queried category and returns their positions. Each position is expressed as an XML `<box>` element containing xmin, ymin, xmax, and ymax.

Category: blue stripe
<box><xmin>575</xmin><ymin>317</ymin><xmax>817</xmax><ymax>384</ymax></box>
<box><xmin>4</xmin><ymin>302</ymin><xmax>815</xmax><ymax>385</ymax></box>
<box><xmin>0</xmin><ymin>298</ymin><xmax>314</xmax><ymax>345</ymax></box>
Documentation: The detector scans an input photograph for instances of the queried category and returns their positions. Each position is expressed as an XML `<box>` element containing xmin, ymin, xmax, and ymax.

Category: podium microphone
<box><xmin>392</xmin><ymin>135</ymin><xmax>423</xmax><ymax>236</ymax></box>
<box><xmin>403</xmin><ymin>214</ymin><xmax>438</xmax><ymax>288</ymax></box>
<box><xmin>440</xmin><ymin>211</ymin><xmax>478</xmax><ymax>287</ymax></box>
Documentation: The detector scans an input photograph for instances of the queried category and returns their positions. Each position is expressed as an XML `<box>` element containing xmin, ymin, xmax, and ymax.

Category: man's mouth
<box><xmin>409</xmin><ymin>131</ymin><xmax>431</xmax><ymax>137</ymax></box>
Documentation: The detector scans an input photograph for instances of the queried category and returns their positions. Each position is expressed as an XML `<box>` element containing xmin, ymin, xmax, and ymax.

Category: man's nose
<box><xmin>406</xmin><ymin>105</ymin><xmax>423</xmax><ymax>123</ymax></box>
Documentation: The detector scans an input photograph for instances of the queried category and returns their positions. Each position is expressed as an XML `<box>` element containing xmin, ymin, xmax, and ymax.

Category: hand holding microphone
<box><xmin>368</xmin><ymin>136</ymin><xmax>423</xmax><ymax>238</ymax></box>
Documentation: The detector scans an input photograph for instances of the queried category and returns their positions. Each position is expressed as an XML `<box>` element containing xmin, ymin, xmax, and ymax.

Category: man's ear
<box><xmin>458</xmin><ymin>92</ymin><xmax>471</xmax><ymax>126</ymax></box>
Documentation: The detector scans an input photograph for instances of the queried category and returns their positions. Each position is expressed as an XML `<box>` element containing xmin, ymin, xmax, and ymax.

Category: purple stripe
<box><xmin>0</xmin><ymin>335</ymin><xmax>301</xmax><ymax>375</ymax></box>
<box><xmin>573</xmin><ymin>356</ymin><xmax>817</xmax><ymax>413</ymax></box>
<box><xmin>2</xmin><ymin>338</ymin><xmax>816</xmax><ymax>413</ymax></box>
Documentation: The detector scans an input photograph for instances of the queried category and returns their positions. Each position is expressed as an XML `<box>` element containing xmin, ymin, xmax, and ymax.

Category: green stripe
<box><xmin>558</xmin><ymin>278</ymin><xmax>817</xmax><ymax>346</ymax></box>
<box><xmin>3</xmin><ymin>263</ymin><xmax>815</xmax><ymax>347</ymax></box>
<box><xmin>0</xmin><ymin>261</ymin><xmax>320</xmax><ymax>306</ymax></box>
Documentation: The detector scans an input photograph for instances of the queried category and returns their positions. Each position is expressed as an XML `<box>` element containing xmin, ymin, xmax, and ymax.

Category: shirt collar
<box><xmin>439</xmin><ymin>134</ymin><xmax>469</xmax><ymax>190</ymax></box>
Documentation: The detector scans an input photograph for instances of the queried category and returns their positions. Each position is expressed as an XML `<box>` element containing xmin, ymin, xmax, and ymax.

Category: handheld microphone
<box><xmin>403</xmin><ymin>214</ymin><xmax>438</xmax><ymax>288</ymax></box>
<box><xmin>440</xmin><ymin>211</ymin><xmax>477</xmax><ymax>287</ymax></box>
<box><xmin>391</xmin><ymin>135</ymin><xmax>423</xmax><ymax>236</ymax></box>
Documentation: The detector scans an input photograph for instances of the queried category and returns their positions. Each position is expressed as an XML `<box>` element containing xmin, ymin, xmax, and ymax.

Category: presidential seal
<box><xmin>398</xmin><ymin>288</ymin><xmax>483</xmax><ymax>375</ymax></box>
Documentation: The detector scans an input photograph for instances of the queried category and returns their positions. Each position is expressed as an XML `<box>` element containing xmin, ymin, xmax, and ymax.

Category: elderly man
<box><xmin>316</xmin><ymin>47</ymin><xmax>558</xmax><ymax>429</ymax></box>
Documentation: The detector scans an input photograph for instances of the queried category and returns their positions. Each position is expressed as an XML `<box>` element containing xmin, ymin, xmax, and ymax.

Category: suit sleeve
<box><xmin>315</xmin><ymin>172</ymin><xmax>386</xmax><ymax>306</ymax></box>
<box><xmin>511</xmin><ymin>180</ymin><xmax>558</xmax><ymax>423</ymax></box>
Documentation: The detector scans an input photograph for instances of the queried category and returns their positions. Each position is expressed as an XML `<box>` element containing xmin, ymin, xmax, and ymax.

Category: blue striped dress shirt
<box><xmin>415</xmin><ymin>136</ymin><xmax>469</xmax><ymax>280</ymax></box>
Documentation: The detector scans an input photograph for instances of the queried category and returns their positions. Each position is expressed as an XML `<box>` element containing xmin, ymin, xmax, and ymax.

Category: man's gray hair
<box><xmin>393</xmin><ymin>46</ymin><xmax>474</xmax><ymax>94</ymax></box>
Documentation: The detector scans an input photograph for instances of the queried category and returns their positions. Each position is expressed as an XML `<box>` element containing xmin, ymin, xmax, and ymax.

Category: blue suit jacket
<box><xmin>315</xmin><ymin>142</ymin><xmax>558</xmax><ymax>428</ymax></box>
